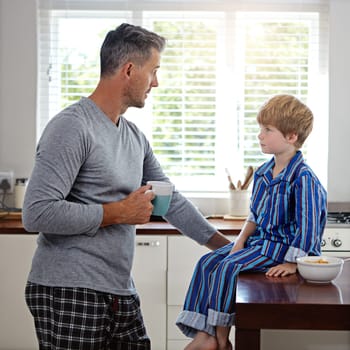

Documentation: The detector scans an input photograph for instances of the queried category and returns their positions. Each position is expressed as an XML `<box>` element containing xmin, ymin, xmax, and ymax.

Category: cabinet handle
<box><xmin>136</xmin><ymin>241</ymin><xmax>161</xmax><ymax>247</ymax></box>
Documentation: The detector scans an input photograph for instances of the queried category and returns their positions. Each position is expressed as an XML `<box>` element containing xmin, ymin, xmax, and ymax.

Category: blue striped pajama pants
<box><xmin>176</xmin><ymin>241</ymin><xmax>278</xmax><ymax>338</ymax></box>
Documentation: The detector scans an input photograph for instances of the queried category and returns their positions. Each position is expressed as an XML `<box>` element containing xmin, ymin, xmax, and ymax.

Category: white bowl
<box><xmin>296</xmin><ymin>256</ymin><xmax>344</xmax><ymax>283</ymax></box>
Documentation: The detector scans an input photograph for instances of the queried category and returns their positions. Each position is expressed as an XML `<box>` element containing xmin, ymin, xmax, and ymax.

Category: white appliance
<box><xmin>322</xmin><ymin>212</ymin><xmax>350</xmax><ymax>257</ymax></box>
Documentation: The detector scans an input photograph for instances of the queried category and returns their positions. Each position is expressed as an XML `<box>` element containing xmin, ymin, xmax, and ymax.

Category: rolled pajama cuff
<box><xmin>176</xmin><ymin>310</ymin><xmax>215</xmax><ymax>338</ymax></box>
<box><xmin>208</xmin><ymin>308</ymin><xmax>235</xmax><ymax>327</ymax></box>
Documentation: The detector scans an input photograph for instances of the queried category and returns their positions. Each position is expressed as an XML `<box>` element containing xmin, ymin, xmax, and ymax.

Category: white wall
<box><xmin>328</xmin><ymin>0</ymin><xmax>350</xmax><ymax>202</ymax></box>
<box><xmin>0</xmin><ymin>0</ymin><xmax>37</xmax><ymax>179</ymax></box>
<box><xmin>0</xmin><ymin>0</ymin><xmax>349</xmax><ymax>207</ymax></box>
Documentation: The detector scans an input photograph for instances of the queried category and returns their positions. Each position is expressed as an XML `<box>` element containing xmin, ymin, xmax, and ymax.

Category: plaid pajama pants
<box><xmin>25</xmin><ymin>282</ymin><xmax>150</xmax><ymax>350</ymax></box>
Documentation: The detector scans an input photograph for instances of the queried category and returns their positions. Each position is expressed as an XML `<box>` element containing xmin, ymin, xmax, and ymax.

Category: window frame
<box><xmin>37</xmin><ymin>0</ymin><xmax>329</xmax><ymax>194</ymax></box>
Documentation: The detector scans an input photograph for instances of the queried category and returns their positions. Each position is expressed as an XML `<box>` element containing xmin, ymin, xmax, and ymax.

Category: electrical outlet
<box><xmin>0</xmin><ymin>171</ymin><xmax>14</xmax><ymax>194</ymax></box>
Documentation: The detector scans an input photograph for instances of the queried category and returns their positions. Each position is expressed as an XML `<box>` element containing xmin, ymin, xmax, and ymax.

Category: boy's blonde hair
<box><xmin>257</xmin><ymin>94</ymin><xmax>313</xmax><ymax>149</ymax></box>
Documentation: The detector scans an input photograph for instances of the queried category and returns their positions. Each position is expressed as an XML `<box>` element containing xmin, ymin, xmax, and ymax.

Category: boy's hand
<box><xmin>265</xmin><ymin>262</ymin><xmax>297</xmax><ymax>277</ymax></box>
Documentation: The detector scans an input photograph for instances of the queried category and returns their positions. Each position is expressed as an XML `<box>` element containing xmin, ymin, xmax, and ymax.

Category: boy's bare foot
<box><xmin>216</xmin><ymin>325</ymin><xmax>233</xmax><ymax>350</ymax></box>
<box><xmin>184</xmin><ymin>331</ymin><xmax>218</xmax><ymax>350</ymax></box>
<box><xmin>217</xmin><ymin>340</ymin><xmax>233</xmax><ymax>350</ymax></box>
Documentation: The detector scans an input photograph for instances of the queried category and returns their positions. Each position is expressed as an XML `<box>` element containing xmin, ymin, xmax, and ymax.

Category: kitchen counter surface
<box><xmin>235</xmin><ymin>260</ymin><xmax>350</xmax><ymax>350</ymax></box>
<box><xmin>0</xmin><ymin>212</ymin><xmax>245</xmax><ymax>235</ymax></box>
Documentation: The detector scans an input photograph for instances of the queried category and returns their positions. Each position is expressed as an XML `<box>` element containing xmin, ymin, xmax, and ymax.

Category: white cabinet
<box><xmin>167</xmin><ymin>235</ymin><xmax>210</xmax><ymax>346</ymax></box>
<box><xmin>167</xmin><ymin>235</ymin><xmax>236</xmax><ymax>348</ymax></box>
<box><xmin>0</xmin><ymin>234</ymin><xmax>38</xmax><ymax>350</ymax></box>
<box><xmin>0</xmin><ymin>234</ymin><xmax>167</xmax><ymax>350</ymax></box>
<box><xmin>0</xmin><ymin>234</ymin><xmax>168</xmax><ymax>350</ymax></box>
<box><xmin>132</xmin><ymin>235</ymin><xmax>167</xmax><ymax>350</ymax></box>
<box><xmin>0</xmin><ymin>233</ymin><xmax>233</xmax><ymax>350</ymax></box>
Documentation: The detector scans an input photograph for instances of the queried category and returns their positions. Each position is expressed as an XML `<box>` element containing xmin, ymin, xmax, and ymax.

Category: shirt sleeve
<box><xmin>164</xmin><ymin>192</ymin><xmax>217</xmax><ymax>245</ymax></box>
<box><xmin>141</xmin><ymin>140</ymin><xmax>217</xmax><ymax>245</ymax></box>
<box><xmin>284</xmin><ymin>174</ymin><xmax>326</xmax><ymax>262</ymax></box>
<box><xmin>22</xmin><ymin>116</ymin><xmax>103</xmax><ymax>236</ymax></box>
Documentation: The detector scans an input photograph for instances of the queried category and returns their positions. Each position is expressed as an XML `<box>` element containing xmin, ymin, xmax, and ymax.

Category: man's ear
<box><xmin>122</xmin><ymin>62</ymin><xmax>134</xmax><ymax>78</ymax></box>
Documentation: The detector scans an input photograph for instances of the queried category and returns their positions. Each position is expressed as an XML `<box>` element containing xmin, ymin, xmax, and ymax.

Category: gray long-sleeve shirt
<box><xmin>23</xmin><ymin>97</ymin><xmax>217</xmax><ymax>295</ymax></box>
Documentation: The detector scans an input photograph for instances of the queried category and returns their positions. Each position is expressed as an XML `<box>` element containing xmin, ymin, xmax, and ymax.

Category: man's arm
<box><xmin>205</xmin><ymin>231</ymin><xmax>231</xmax><ymax>250</ymax></box>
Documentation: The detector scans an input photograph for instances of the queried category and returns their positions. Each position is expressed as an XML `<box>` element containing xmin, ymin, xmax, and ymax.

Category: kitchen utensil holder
<box><xmin>228</xmin><ymin>189</ymin><xmax>251</xmax><ymax>217</ymax></box>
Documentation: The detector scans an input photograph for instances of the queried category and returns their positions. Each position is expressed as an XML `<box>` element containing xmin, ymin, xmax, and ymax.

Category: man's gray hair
<box><xmin>100</xmin><ymin>23</ymin><xmax>166</xmax><ymax>77</ymax></box>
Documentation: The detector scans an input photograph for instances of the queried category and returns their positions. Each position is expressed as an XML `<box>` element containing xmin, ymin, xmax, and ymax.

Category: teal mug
<box><xmin>147</xmin><ymin>181</ymin><xmax>174</xmax><ymax>216</ymax></box>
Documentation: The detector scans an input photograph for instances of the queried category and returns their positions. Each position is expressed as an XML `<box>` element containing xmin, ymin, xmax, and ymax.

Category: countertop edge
<box><xmin>0</xmin><ymin>217</ymin><xmax>245</xmax><ymax>235</ymax></box>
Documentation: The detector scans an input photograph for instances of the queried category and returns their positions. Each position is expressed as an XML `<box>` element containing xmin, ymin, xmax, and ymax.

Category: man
<box><xmin>23</xmin><ymin>23</ymin><xmax>230</xmax><ymax>350</ymax></box>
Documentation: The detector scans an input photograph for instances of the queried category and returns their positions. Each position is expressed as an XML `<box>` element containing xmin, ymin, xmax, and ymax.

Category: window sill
<box><xmin>182</xmin><ymin>191</ymin><xmax>230</xmax><ymax>217</ymax></box>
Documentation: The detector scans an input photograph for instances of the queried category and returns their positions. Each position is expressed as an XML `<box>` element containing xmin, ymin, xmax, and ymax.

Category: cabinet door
<box><xmin>0</xmin><ymin>234</ymin><xmax>38</xmax><ymax>350</ymax></box>
<box><xmin>168</xmin><ymin>235</ymin><xmax>210</xmax><ymax>306</ymax></box>
<box><xmin>167</xmin><ymin>235</ymin><xmax>236</xmax><ymax>345</ymax></box>
<box><xmin>168</xmin><ymin>235</ymin><xmax>236</xmax><ymax>306</ymax></box>
<box><xmin>132</xmin><ymin>235</ymin><xmax>167</xmax><ymax>350</ymax></box>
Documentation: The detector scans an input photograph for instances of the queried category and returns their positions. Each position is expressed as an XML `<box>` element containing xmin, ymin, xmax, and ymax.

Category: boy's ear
<box><xmin>287</xmin><ymin>133</ymin><xmax>298</xmax><ymax>144</ymax></box>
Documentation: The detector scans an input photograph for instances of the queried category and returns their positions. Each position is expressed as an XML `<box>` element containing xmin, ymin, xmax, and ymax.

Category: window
<box><xmin>38</xmin><ymin>0</ymin><xmax>329</xmax><ymax>193</ymax></box>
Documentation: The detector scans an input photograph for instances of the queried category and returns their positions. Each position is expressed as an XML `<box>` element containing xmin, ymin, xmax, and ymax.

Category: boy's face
<box><xmin>258</xmin><ymin>124</ymin><xmax>297</xmax><ymax>155</ymax></box>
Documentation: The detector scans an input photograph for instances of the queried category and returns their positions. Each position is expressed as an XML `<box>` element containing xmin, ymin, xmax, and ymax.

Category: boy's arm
<box><xmin>284</xmin><ymin>174</ymin><xmax>327</xmax><ymax>262</ymax></box>
<box><xmin>267</xmin><ymin>174</ymin><xmax>326</xmax><ymax>278</ymax></box>
<box><xmin>230</xmin><ymin>219</ymin><xmax>256</xmax><ymax>254</ymax></box>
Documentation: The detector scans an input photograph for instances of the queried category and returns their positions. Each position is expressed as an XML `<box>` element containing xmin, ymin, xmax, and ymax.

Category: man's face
<box><xmin>126</xmin><ymin>48</ymin><xmax>161</xmax><ymax>109</ymax></box>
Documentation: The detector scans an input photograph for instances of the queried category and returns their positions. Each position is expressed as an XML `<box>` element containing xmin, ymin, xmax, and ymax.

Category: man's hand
<box><xmin>101</xmin><ymin>185</ymin><xmax>155</xmax><ymax>226</ymax></box>
<box><xmin>205</xmin><ymin>232</ymin><xmax>231</xmax><ymax>250</ymax></box>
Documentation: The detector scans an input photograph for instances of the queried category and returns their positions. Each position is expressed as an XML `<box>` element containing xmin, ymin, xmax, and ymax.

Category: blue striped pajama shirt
<box><xmin>176</xmin><ymin>151</ymin><xmax>327</xmax><ymax>338</ymax></box>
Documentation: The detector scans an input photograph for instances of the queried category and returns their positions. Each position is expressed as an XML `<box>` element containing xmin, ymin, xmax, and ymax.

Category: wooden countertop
<box><xmin>235</xmin><ymin>261</ymin><xmax>350</xmax><ymax>350</ymax></box>
<box><xmin>136</xmin><ymin>218</ymin><xmax>244</xmax><ymax>235</ymax></box>
<box><xmin>0</xmin><ymin>212</ymin><xmax>244</xmax><ymax>235</ymax></box>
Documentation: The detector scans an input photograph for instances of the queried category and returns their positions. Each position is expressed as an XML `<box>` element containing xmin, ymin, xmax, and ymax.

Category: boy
<box><xmin>176</xmin><ymin>94</ymin><xmax>327</xmax><ymax>350</ymax></box>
